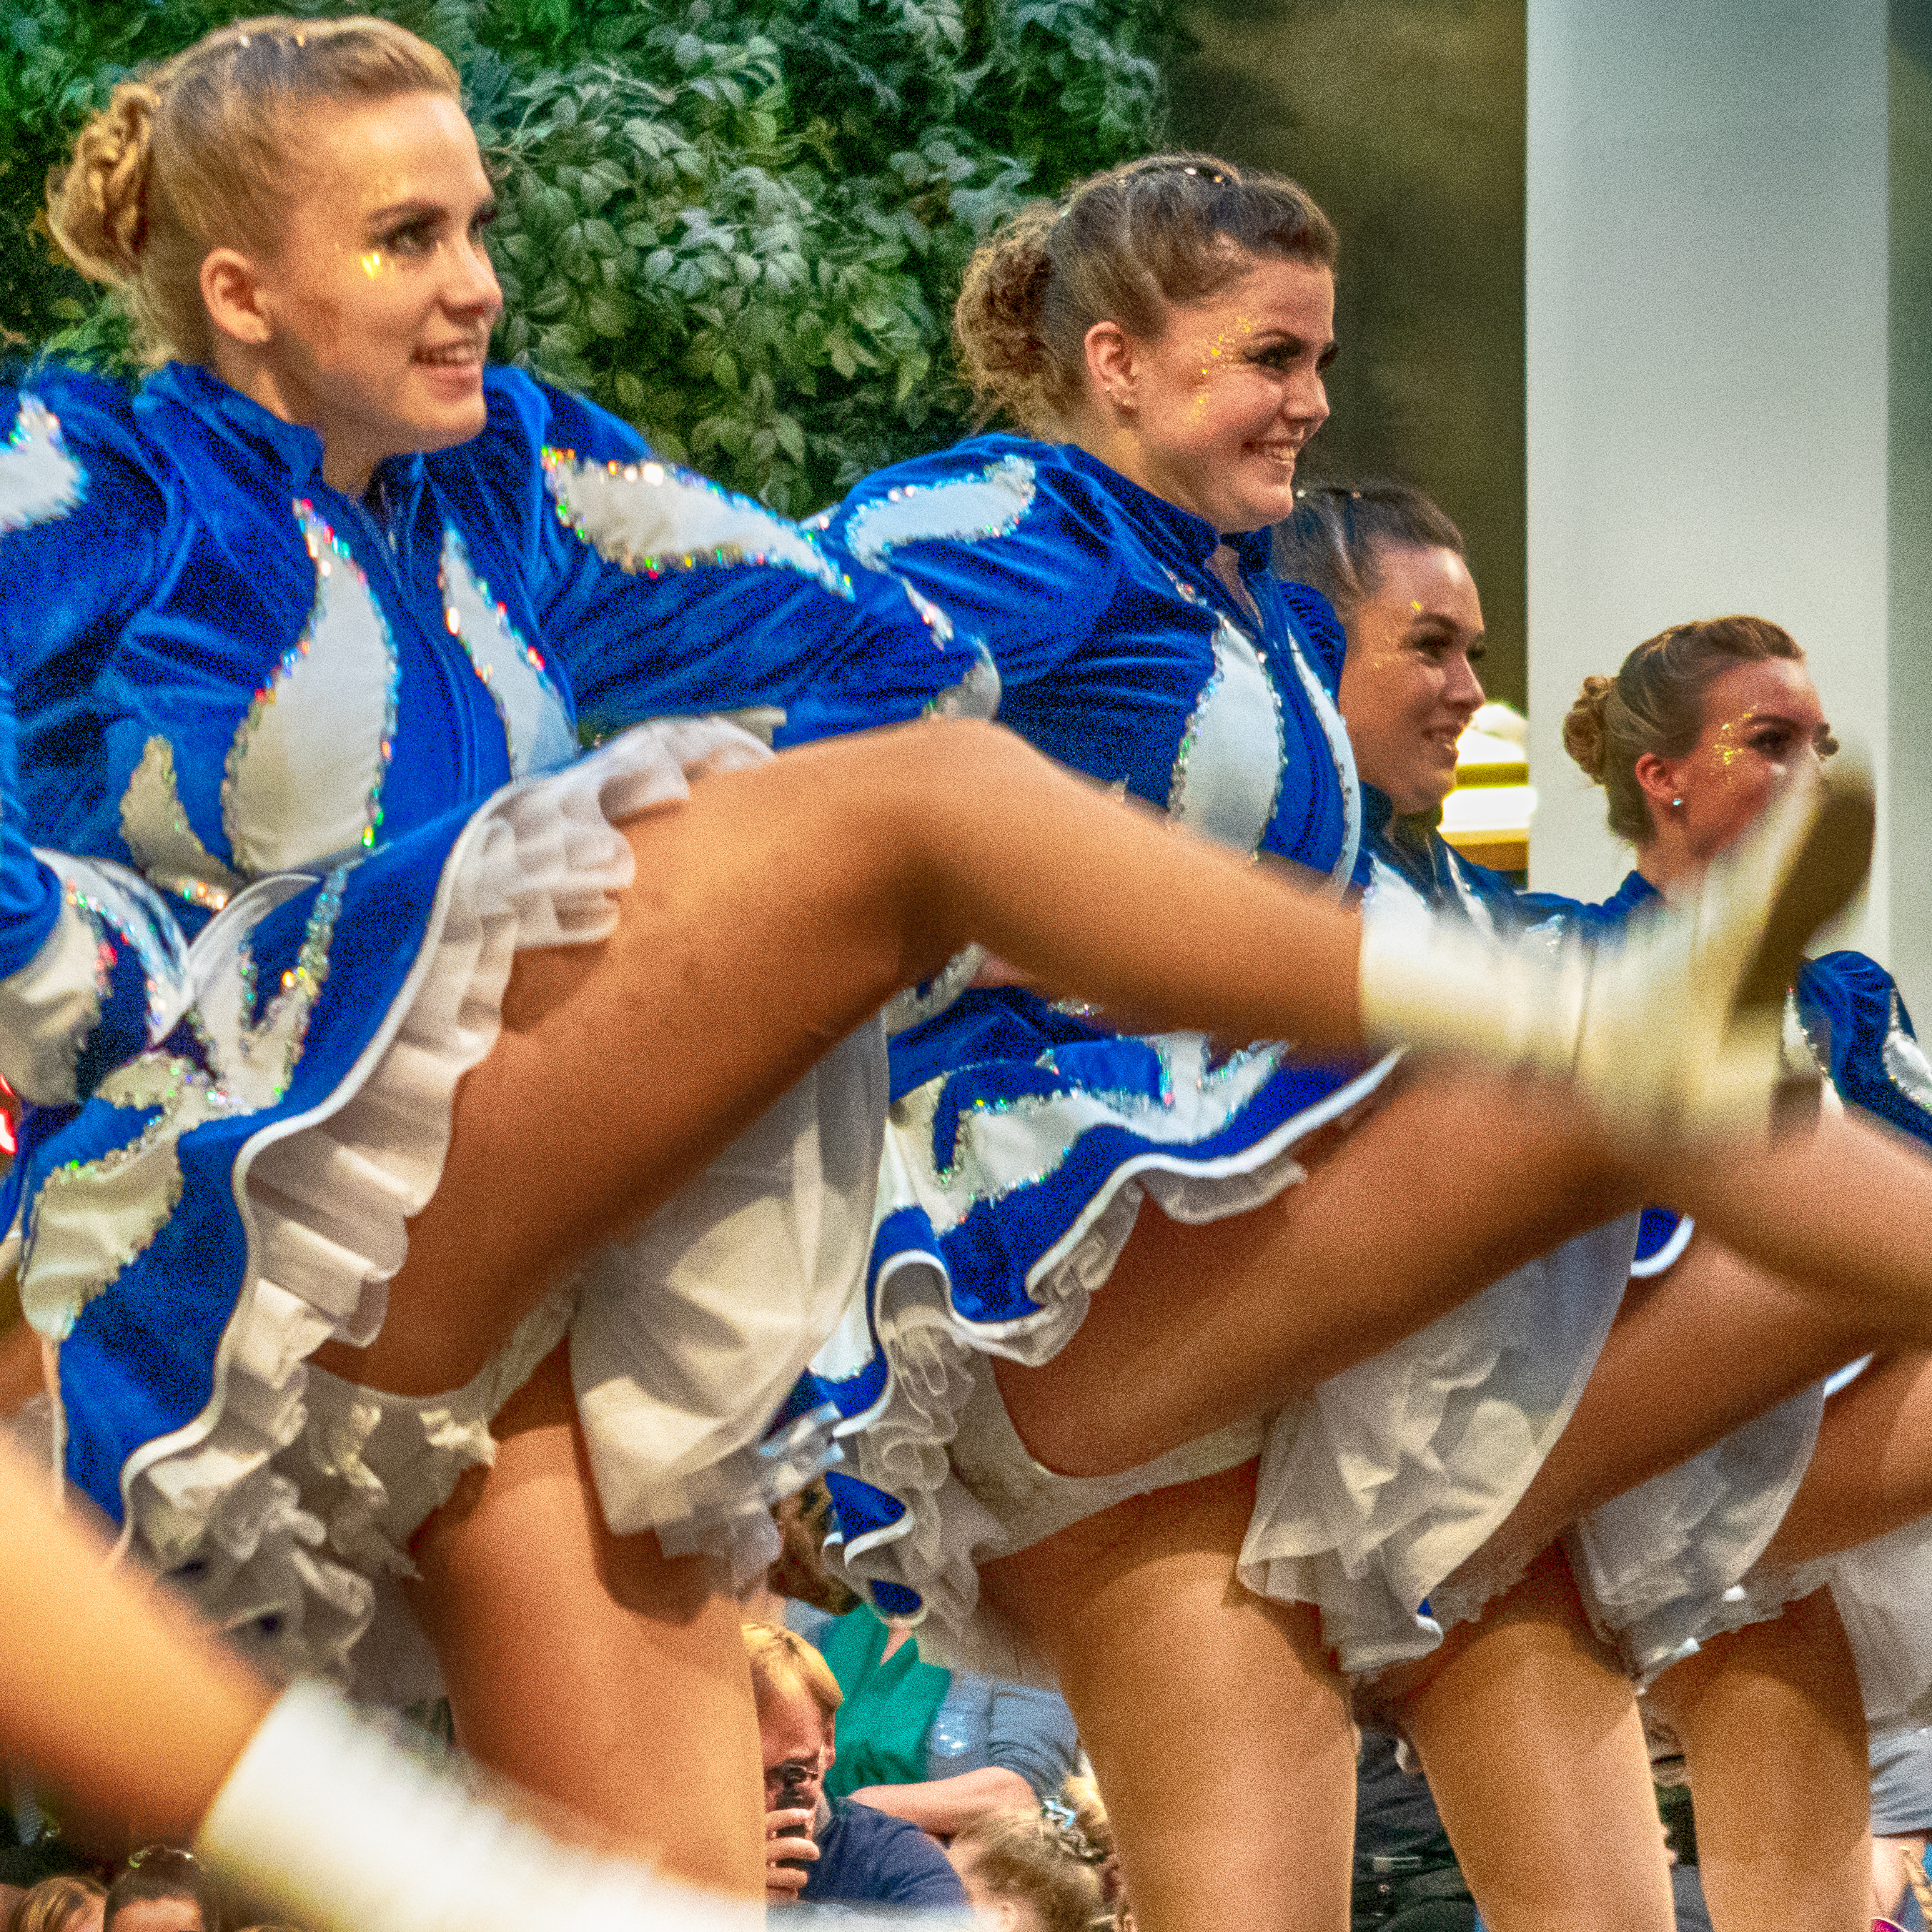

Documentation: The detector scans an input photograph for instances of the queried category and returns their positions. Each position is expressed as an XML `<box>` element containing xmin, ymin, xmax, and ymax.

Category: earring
<box><xmin>1670</xmin><ymin>797</ymin><xmax>1684</xmax><ymax>811</ymax></box>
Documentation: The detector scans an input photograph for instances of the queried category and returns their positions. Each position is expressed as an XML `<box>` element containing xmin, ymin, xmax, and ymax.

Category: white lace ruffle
<box><xmin>91</xmin><ymin>718</ymin><xmax>858</xmax><ymax>1697</ymax></box>
<box><xmin>836</xmin><ymin>1056</ymin><xmax>1398</xmax><ymax>1653</ymax></box>
<box><xmin>1238</xmin><ymin>1215</ymin><xmax>1640</xmax><ymax>1677</ymax></box>
<box><xmin>1563</xmin><ymin>1379</ymin><xmax>1825</xmax><ymax>1685</ymax></box>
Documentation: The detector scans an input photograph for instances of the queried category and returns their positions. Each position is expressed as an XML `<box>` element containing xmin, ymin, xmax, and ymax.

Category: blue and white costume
<box><xmin>1334</xmin><ymin>815</ymin><xmax>1932</xmax><ymax>1715</ymax></box>
<box><xmin>0</xmin><ymin>361</ymin><xmax>991</xmax><ymax>1695</ymax></box>
<box><xmin>1557</xmin><ymin>871</ymin><xmax>1932</xmax><ymax>1724</ymax></box>
<box><xmin>1229</xmin><ymin>797</ymin><xmax>1640</xmax><ymax>1675</ymax></box>
<box><xmin>786</xmin><ymin>436</ymin><xmax>1401</xmax><ymax>1675</ymax></box>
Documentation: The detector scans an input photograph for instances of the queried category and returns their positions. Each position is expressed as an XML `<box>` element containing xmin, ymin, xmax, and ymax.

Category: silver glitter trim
<box><xmin>543</xmin><ymin>449</ymin><xmax>851</xmax><ymax>599</ymax></box>
<box><xmin>119</xmin><ymin>735</ymin><xmax>247</xmax><ymax>912</ymax></box>
<box><xmin>18</xmin><ymin>867</ymin><xmax>349</xmax><ymax>1342</ymax></box>
<box><xmin>843</xmin><ymin>456</ymin><xmax>1037</xmax><ymax>573</ymax></box>
<box><xmin>438</xmin><ymin>525</ymin><xmax>577</xmax><ymax>776</ymax></box>
<box><xmin>0</xmin><ymin>396</ymin><xmax>85</xmax><ymax>533</ymax></box>
<box><xmin>1165</xmin><ymin>615</ymin><xmax>1287</xmax><ymax>858</ymax></box>
<box><xmin>222</xmin><ymin>502</ymin><xmax>400</xmax><ymax>874</ymax></box>
<box><xmin>1883</xmin><ymin>990</ymin><xmax>1932</xmax><ymax>1113</ymax></box>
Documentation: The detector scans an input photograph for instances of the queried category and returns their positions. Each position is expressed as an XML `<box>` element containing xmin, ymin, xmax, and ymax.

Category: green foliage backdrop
<box><xmin>0</xmin><ymin>0</ymin><xmax>1181</xmax><ymax>510</ymax></box>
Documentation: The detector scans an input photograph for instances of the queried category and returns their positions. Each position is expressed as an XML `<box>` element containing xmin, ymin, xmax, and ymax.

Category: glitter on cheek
<box><xmin>360</xmin><ymin>251</ymin><xmax>386</xmax><ymax>279</ymax></box>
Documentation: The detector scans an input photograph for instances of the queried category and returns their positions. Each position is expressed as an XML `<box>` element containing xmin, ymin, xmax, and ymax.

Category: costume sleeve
<box><xmin>1800</xmin><ymin>952</ymin><xmax>1932</xmax><ymax>1152</ymax></box>
<box><xmin>0</xmin><ymin>376</ymin><xmax>190</xmax><ymax>1104</ymax></box>
<box><xmin>984</xmin><ymin>1680</ymin><xmax>1082</xmax><ymax>1798</ymax></box>
<box><xmin>814</xmin><ymin>440</ymin><xmax>1124</xmax><ymax>695</ymax></box>
<box><xmin>1277</xmin><ymin>579</ymin><xmax>1347</xmax><ymax>694</ymax></box>
<box><xmin>475</xmin><ymin>374</ymin><xmax>995</xmax><ymax>747</ymax></box>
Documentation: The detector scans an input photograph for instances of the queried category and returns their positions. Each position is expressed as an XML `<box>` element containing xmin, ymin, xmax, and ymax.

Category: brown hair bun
<box><xmin>1561</xmin><ymin>673</ymin><xmax>1615</xmax><ymax>783</ymax></box>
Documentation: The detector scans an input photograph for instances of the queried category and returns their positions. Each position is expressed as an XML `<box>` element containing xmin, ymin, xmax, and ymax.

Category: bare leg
<box><xmin>976</xmin><ymin>1462</ymin><xmax>1357</xmax><ymax>1932</ymax></box>
<box><xmin>1646</xmin><ymin>1590</ymin><xmax>1868</xmax><ymax>1931</ymax></box>
<box><xmin>0</xmin><ymin>1442</ymin><xmax>270</xmax><ymax>1846</ymax></box>
<box><xmin>1391</xmin><ymin>1547</ymin><xmax>1675</xmax><ymax>1932</ymax></box>
<box><xmin>1766</xmin><ymin>1349</ymin><xmax>1932</xmax><ymax>1564</ymax></box>
<box><xmin>408</xmin><ymin>1344</ymin><xmax>763</xmax><ymax>1895</ymax></box>
<box><xmin>999</xmin><ymin>1074</ymin><xmax>1633</xmax><ymax>1476</ymax></box>
<box><xmin>1439</xmin><ymin>1236</ymin><xmax>1876</xmax><ymax>1592</ymax></box>
<box><xmin>317</xmin><ymin>718</ymin><xmax>1367</xmax><ymax>1397</ymax></box>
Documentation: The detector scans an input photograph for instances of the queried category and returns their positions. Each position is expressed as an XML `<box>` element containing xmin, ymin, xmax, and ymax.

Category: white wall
<box><xmin>1525</xmin><ymin>0</ymin><xmax>1893</xmax><ymax>966</ymax></box>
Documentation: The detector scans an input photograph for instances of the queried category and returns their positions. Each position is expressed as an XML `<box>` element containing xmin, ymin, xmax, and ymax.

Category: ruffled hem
<box><xmin>833</xmin><ymin>1049</ymin><xmax>1398</xmax><ymax>1643</ymax></box>
<box><xmin>1563</xmin><ymin>1380</ymin><xmax>1825</xmax><ymax>1685</ymax></box>
<box><xmin>96</xmin><ymin>718</ymin><xmax>808</xmax><ymax>1692</ymax></box>
<box><xmin>1236</xmin><ymin>1215</ymin><xmax>1640</xmax><ymax>1678</ymax></box>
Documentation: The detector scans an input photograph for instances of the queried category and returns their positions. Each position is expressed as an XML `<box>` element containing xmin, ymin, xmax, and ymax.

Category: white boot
<box><xmin>198</xmin><ymin>1681</ymin><xmax>762</xmax><ymax>1932</ymax></box>
<box><xmin>1358</xmin><ymin>759</ymin><xmax>1872</xmax><ymax>1141</ymax></box>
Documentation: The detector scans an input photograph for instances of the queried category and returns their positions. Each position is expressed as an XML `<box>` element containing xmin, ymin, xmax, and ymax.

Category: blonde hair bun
<box><xmin>47</xmin><ymin>79</ymin><xmax>160</xmax><ymax>285</ymax></box>
<box><xmin>1561</xmin><ymin>673</ymin><xmax>1615</xmax><ymax>783</ymax></box>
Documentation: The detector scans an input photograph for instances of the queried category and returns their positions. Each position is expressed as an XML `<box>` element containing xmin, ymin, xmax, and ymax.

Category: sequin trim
<box><xmin>843</xmin><ymin>458</ymin><xmax>1037</xmax><ymax>575</ymax></box>
<box><xmin>0</xmin><ymin>396</ymin><xmax>85</xmax><ymax>533</ymax></box>
<box><xmin>438</xmin><ymin>525</ymin><xmax>577</xmax><ymax>776</ymax></box>
<box><xmin>1164</xmin><ymin>615</ymin><xmax>1287</xmax><ymax>858</ymax></box>
<box><xmin>542</xmin><ymin>448</ymin><xmax>851</xmax><ymax>599</ymax></box>
<box><xmin>222</xmin><ymin>504</ymin><xmax>400</xmax><ymax>873</ymax></box>
<box><xmin>18</xmin><ymin>869</ymin><xmax>348</xmax><ymax>1342</ymax></box>
<box><xmin>909</xmin><ymin>1036</ymin><xmax>1283</xmax><ymax>1219</ymax></box>
<box><xmin>1883</xmin><ymin>992</ymin><xmax>1932</xmax><ymax>1113</ymax></box>
<box><xmin>119</xmin><ymin>735</ymin><xmax>246</xmax><ymax>912</ymax></box>
<box><xmin>841</xmin><ymin>456</ymin><xmax>1038</xmax><ymax>654</ymax></box>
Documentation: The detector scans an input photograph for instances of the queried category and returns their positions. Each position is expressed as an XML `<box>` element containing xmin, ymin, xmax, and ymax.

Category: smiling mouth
<box><xmin>415</xmin><ymin>341</ymin><xmax>487</xmax><ymax>367</ymax></box>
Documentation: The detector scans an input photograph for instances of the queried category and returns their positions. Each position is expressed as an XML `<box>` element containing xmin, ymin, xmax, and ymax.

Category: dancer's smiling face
<box><xmin>1079</xmin><ymin>253</ymin><xmax>1334</xmax><ymax>533</ymax></box>
<box><xmin>1338</xmin><ymin>541</ymin><xmax>1488</xmax><ymax>815</ymax></box>
<box><xmin>199</xmin><ymin>90</ymin><xmax>502</xmax><ymax>495</ymax></box>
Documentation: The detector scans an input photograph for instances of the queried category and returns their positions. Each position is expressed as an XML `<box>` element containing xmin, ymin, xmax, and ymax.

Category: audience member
<box><xmin>744</xmin><ymin>1623</ymin><xmax>969</xmax><ymax>1911</ymax></box>
<box><xmin>101</xmin><ymin>1851</ymin><xmax>215</xmax><ymax>1932</ymax></box>
<box><xmin>946</xmin><ymin>1806</ymin><xmax>1104</xmax><ymax>1932</ymax></box>
<box><xmin>6</xmin><ymin>1875</ymin><xmax>104</xmax><ymax>1932</ymax></box>
<box><xmin>788</xmin><ymin>1602</ymin><xmax>1081</xmax><ymax>1835</ymax></box>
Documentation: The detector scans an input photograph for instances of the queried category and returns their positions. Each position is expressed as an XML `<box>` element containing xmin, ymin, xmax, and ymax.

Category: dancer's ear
<box><xmin>1632</xmin><ymin>749</ymin><xmax>1685</xmax><ymax>831</ymax></box>
<box><xmin>201</xmin><ymin>247</ymin><xmax>274</xmax><ymax>347</ymax></box>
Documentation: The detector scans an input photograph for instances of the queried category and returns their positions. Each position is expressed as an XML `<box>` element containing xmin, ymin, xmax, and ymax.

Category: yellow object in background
<box><xmin>1440</xmin><ymin>701</ymin><xmax>1533</xmax><ymax>872</ymax></box>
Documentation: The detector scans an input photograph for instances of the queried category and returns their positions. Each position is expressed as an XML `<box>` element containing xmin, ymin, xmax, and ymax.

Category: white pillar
<box><xmin>1526</xmin><ymin>1</ymin><xmax>1895</xmax><ymax>973</ymax></box>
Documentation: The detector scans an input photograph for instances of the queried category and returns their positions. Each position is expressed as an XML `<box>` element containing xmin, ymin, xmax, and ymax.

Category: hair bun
<box><xmin>1562</xmin><ymin>673</ymin><xmax>1615</xmax><ymax>783</ymax></box>
<box><xmin>47</xmin><ymin>79</ymin><xmax>159</xmax><ymax>284</ymax></box>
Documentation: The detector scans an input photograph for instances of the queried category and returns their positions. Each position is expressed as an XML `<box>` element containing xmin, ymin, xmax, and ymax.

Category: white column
<box><xmin>1525</xmin><ymin>1</ymin><xmax>1893</xmax><ymax>971</ymax></box>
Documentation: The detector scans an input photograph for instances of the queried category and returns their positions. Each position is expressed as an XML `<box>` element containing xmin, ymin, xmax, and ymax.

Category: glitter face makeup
<box><xmin>1650</xmin><ymin>658</ymin><xmax>1836</xmax><ymax>865</ymax></box>
<box><xmin>221</xmin><ymin>91</ymin><xmax>502</xmax><ymax>495</ymax></box>
<box><xmin>1090</xmin><ymin>256</ymin><xmax>1334</xmax><ymax>533</ymax></box>
<box><xmin>1336</xmin><ymin>543</ymin><xmax>1487</xmax><ymax>816</ymax></box>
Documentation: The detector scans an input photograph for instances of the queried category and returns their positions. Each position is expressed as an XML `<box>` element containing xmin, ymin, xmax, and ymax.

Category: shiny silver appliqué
<box><xmin>542</xmin><ymin>449</ymin><xmax>851</xmax><ymax>599</ymax></box>
<box><xmin>222</xmin><ymin>502</ymin><xmax>400</xmax><ymax>874</ymax></box>
<box><xmin>1883</xmin><ymin>991</ymin><xmax>1932</xmax><ymax>1111</ymax></box>
<box><xmin>0</xmin><ymin>395</ymin><xmax>85</xmax><ymax>533</ymax></box>
<box><xmin>1164</xmin><ymin>569</ymin><xmax>1359</xmax><ymax>889</ymax></box>
<box><xmin>439</xmin><ymin>525</ymin><xmax>577</xmax><ymax>776</ymax></box>
<box><xmin>841</xmin><ymin>456</ymin><xmax>1034</xmax><ymax>695</ymax></box>
<box><xmin>842</xmin><ymin>455</ymin><xmax>1037</xmax><ymax>574</ymax></box>
<box><xmin>1166</xmin><ymin>615</ymin><xmax>1287</xmax><ymax>856</ymax></box>
<box><xmin>19</xmin><ymin>866</ymin><xmax>347</xmax><ymax>1343</ymax></box>
<box><xmin>120</xmin><ymin>735</ymin><xmax>247</xmax><ymax>912</ymax></box>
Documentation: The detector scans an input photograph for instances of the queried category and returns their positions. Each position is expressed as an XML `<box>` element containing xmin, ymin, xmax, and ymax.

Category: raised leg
<box><xmin>1765</xmin><ymin>1349</ymin><xmax>1932</xmax><ymax>1565</ymax></box>
<box><xmin>997</xmin><ymin>1071</ymin><xmax>1632</xmax><ymax>1477</ymax></box>
<box><xmin>1645</xmin><ymin>1589</ymin><xmax>1868</xmax><ymax>1931</ymax></box>
<box><xmin>317</xmin><ymin>717</ymin><xmax>1369</xmax><ymax>1397</ymax></box>
<box><xmin>976</xmin><ymin>1462</ymin><xmax>1358</xmax><ymax>1932</ymax></box>
<box><xmin>1389</xmin><ymin>1547</ymin><xmax>1676</xmax><ymax>1932</ymax></box>
<box><xmin>1431</xmin><ymin>1234</ymin><xmax>1876</xmax><ymax>1597</ymax></box>
<box><xmin>407</xmin><ymin>1342</ymin><xmax>764</xmax><ymax>1896</ymax></box>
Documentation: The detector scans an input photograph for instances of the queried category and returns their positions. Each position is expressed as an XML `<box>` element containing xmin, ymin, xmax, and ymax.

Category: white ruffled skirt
<box><xmin>36</xmin><ymin>720</ymin><xmax>883</xmax><ymax>1701</ymax></box>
